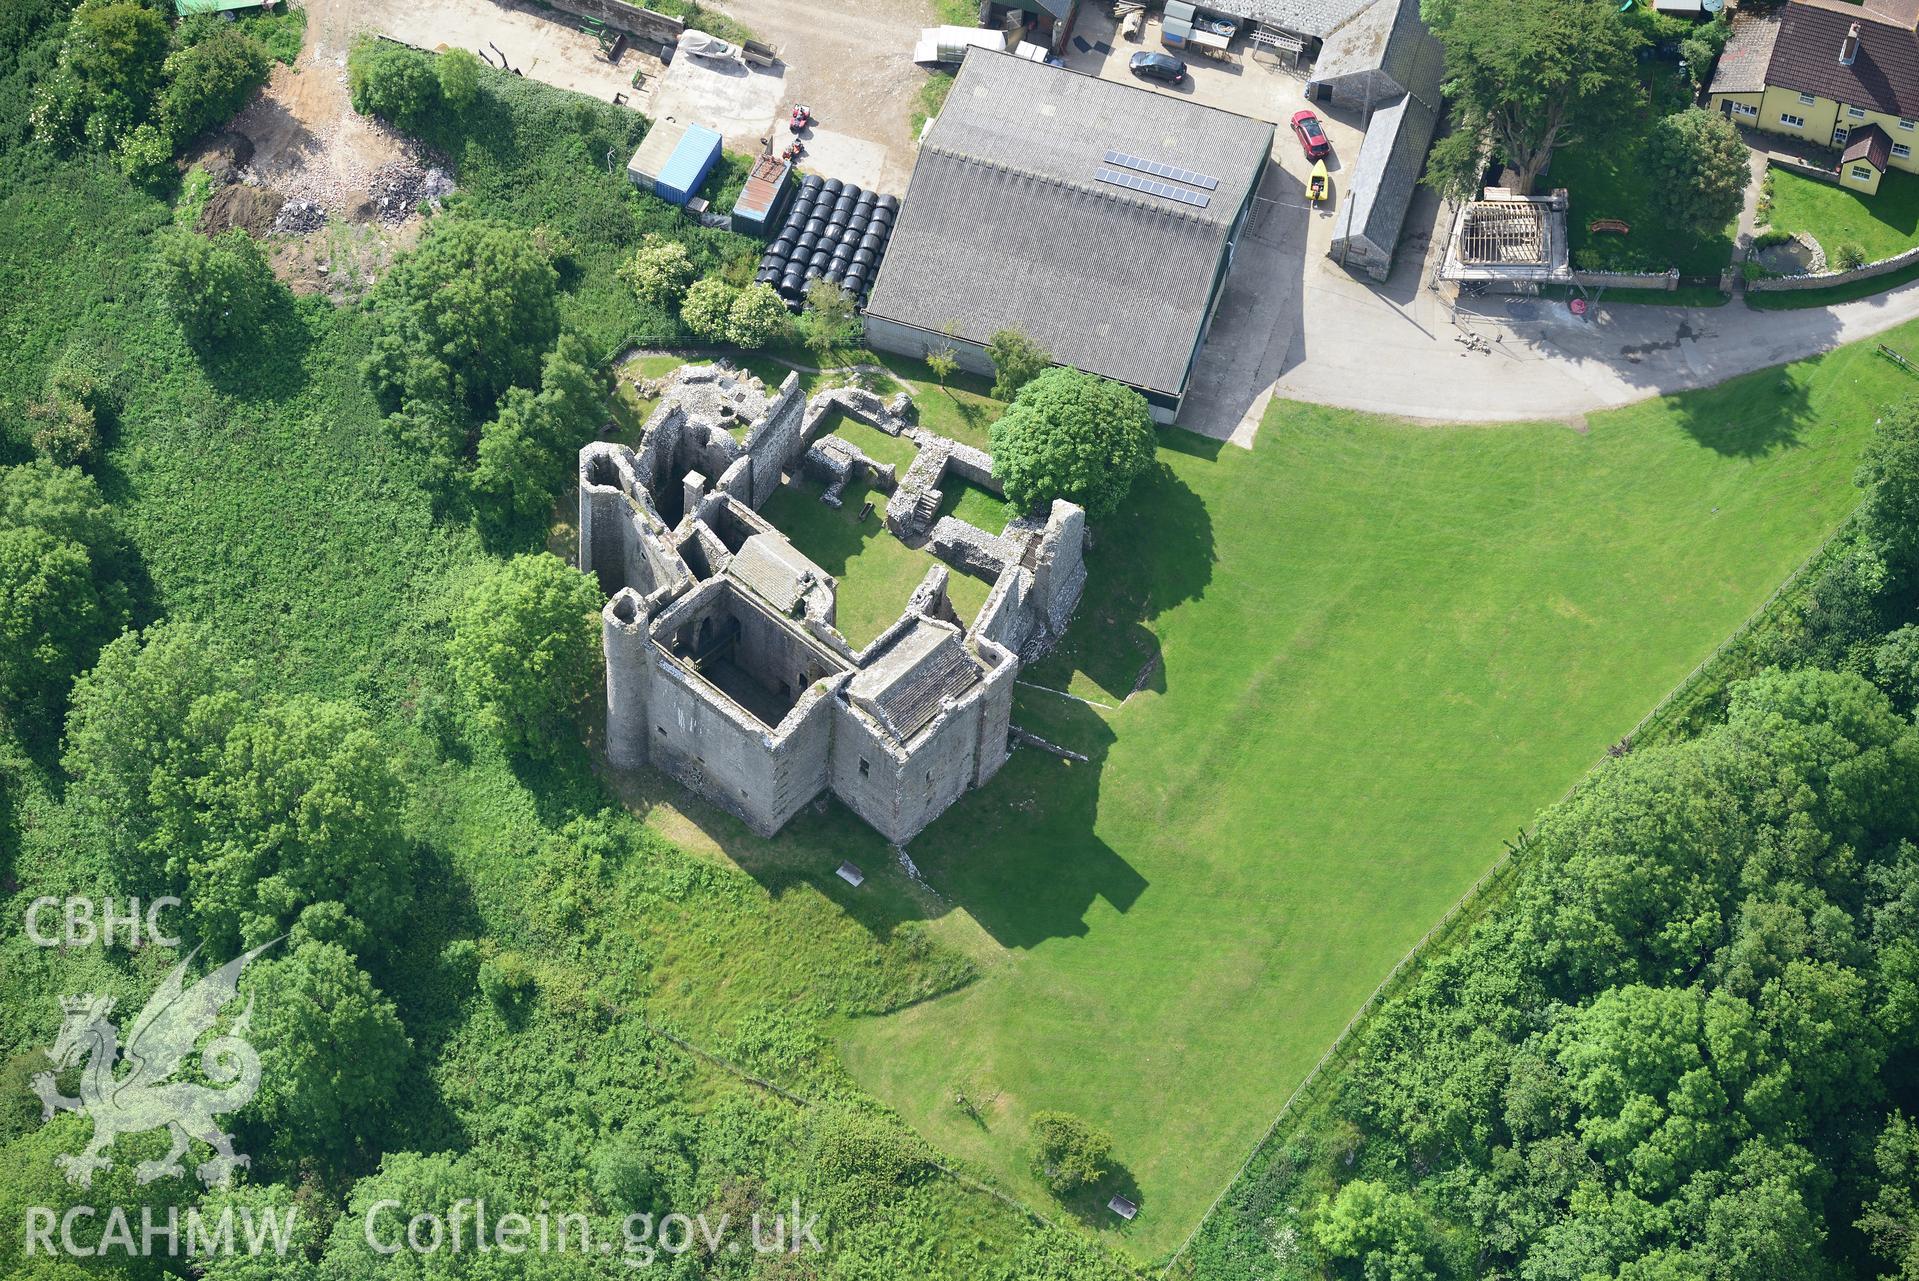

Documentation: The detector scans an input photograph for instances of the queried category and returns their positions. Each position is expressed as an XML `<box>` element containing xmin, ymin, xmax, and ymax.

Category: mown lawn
<box><xmin>822</xmin><ymin>410</ymin><xmax>922</xmax><ymax>471</ymax></box>
<box><xmin>937</xmin><ymin>476</ymin><xmax>1014</xmax><ymax>534</ymax></box>
<box><xmin>762</xmin><ymin>477</ymin><xmax>994</xmax><ymax>644</ymax></box>
<box><xmin>1768</xmin><ymin>164</ymin><xmax>1919</xmax><ymax>262</ymax></box>
<box><xmin>838</xmin><ymin>327</ymin><xmax>1905</xmax><ymax>1261</ymax></box>
<box><xmin>1552</xmin><ymin>61</ymin><xmax>1738</xmax><ymax>276</ymax></box>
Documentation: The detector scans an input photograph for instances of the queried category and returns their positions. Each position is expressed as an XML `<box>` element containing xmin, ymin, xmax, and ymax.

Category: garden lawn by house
<box><xmin>761</xmin><ymin>477</ymin><xmax>994</xmax><ymax>645</ymax></box>
<box><xmin>1550</xmin><ymin>61</ymin><xmax>1738</xmax><ymax>276</ymax></box>
<box><xmin>837</xmin><ymin>328</ymin><xmax>1906</xmax><ymax>1261</ymax></box>
<box><xmin>1767</xmin><ymin>164</ymin><xmax>1919</xmax><ymax>263</ymax></box>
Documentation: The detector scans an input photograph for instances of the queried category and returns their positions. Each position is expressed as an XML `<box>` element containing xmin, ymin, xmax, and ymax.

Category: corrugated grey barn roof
<box><xmin>1334</xmin><ymin>91</ymin><xmax>1440</xmax><ymax>255</ymax></box>
<box><xmin>864</xmin><ymin>53</ymin><xmax>1273</xmax><ymax>399</ymax></box>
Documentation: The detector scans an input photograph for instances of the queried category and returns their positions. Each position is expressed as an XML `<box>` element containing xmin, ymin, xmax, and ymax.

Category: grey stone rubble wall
<box><xmin>804</xmin><ymin>439</ymin><xmax>855</xmax><ymax>507</ymax></box>
<box><xmin>580</xmin><ymin>442</ymin><xmax>694</xmax><ymax>602</ymax></box>
<box><xmin>1749</xmin><ymin>240</ymin><xmax>1919</xmax><ymax>292</ymax></box>
<box><xmin>928</xmin><ymin>516</ymin><xmax>1014</xmax><ymax>578</ymax></box>
<box><xmin>887</xmin><ymin>442</ymin><xmax>951</xmax><ymax>537</ymax></box>
<box><xmin>1027</xmin><ymin>501</ymin><xmax>1087</xmax><ymax>649</ymax></box>
<box><xmin>742</xmin><ymin>373</ymin><xmax>808</xmax><ymax>508</ymax></box>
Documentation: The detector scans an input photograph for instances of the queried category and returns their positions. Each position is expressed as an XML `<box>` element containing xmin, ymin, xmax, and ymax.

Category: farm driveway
<box><xmin>706</xmin><ymin>0</ymin><xmax>938</xmax><ymax>192</ymax></box>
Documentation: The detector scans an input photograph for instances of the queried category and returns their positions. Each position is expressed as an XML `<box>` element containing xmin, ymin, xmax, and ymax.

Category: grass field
<box><xmin>761</xmin><ymin>477</ymin><xmax>994</xmax><ymax>644</ymax></box>
<box><xmin>836</xmin><ymin>332</ymin><xmax>1904</xmax><ymax>1261</ymax></box>
<box><xmin>1769</xmin><ymin>165</ymin><xmax>1919</xmax><ymax>263</ymax></box>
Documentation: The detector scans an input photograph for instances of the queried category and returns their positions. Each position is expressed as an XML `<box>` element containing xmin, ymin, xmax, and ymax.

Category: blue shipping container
<box><xmin>655</xmin><ymin>124</ymin><xmax>723</xmax><ymax>206</ymax></box>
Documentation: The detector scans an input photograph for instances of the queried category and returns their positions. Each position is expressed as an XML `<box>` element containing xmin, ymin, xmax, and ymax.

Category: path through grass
<box><xmin>838</xmin><ymin>330</ymin><xmax>1904</xmax><ymax>1261</ymax></box>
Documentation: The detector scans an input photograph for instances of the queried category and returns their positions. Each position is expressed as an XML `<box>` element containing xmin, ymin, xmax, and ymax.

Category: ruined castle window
<box><xmin>858</xmin><ymin>759</ymin><xmax>870</xmax><ymax>778</ymax></box>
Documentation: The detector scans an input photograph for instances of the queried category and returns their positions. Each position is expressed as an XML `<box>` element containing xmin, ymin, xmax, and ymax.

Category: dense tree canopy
<box><xmin>1428</xmin><ymin>0</ymin><xmax>1643</xmax><ymax>195</ymax></box>
<box><xmin>472</xmin><ymin>332</ymin><xmax>604</xmax><ymax>525</ymax></box>
<box><xmin>987</xmin><ymin>327</ymin><xmax>1051</xmax><ymax>401</ymax></box>
<box><xmin>446</xmin><ymin>553</ymin><xmax>604</xmax><ymax>757</ymax></box>
<box><xmin>1647</xmin><ymin>109</ymin><xmax>1749</xmax><ymax>235</ymax></box>
<box><xmin>156</xmin><ymin>227</ymin><xmax>287</xmax><ymax>349</ymax></box>
<box><xmin>346</xmin><ymin>37</ymin><xmax>441</xmax><ymax>130</ymax></box>
<box><xmin>987</xmin><ymin>367</ymin><xmax>1156</xmax><ymax>520</ymax></box>
<box><xmin>0</xmin><ymin>460</ymin><xmax>128</xmax><ymax>719</ymax></box>
<box><xmin>63</xmin><ymin>623</ymin><xmax>414</xmax><ymax>954</ymax></box>
<box><xmin>244</xmin><ymin>939</ymin><xmax>411</xmax><ymax>1168</ymax></box>
<box><xmin>1029</xmin><ymin>1111</ymin><xmax>1114</xmax><ymax>1196</ymax></box>
<box><xmin>365</xmin><ymin>217</ymin><xmax>560</xmax><ymax>427</ymax></box>
<box><xmin>160</xmin><ymin>25</ymin><xmax>268</xmax><ymax>146</ymax></box>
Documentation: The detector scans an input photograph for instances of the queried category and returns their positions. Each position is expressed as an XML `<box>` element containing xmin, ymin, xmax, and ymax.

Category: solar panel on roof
<box><xmin>1102</xmin><ymin>149</ymin><xmax>1220</xmax><ymax>191</ymax></box>
<box><xmin>1094</xmin><ymin>167</ymin><xmax>1211</xmax><ymax>209</ymax></box>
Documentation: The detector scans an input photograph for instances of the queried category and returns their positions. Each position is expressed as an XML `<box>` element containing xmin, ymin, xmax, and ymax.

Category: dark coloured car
<box><xmin>1291</xmin><ymin>109</ymin><xmax>1331</xmax><ymax>160</ymax></box>
<box><xmin>1130</xmin><ymin>51</ymin><xmax>1187</xmax><ymax>84</ymax></box>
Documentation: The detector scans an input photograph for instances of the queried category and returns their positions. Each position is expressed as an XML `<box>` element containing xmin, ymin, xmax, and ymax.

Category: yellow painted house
<box><xmin>1710</xmin><ymin>0</ymin><xmax>1919</xmax><ymax>194</ymax></box>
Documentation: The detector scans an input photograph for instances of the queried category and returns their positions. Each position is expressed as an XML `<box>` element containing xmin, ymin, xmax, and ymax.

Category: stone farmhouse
<box><xmin>1711</xmin><ymin>0</ymin><xmax>1919</xmax><ymax>196</ymax></box>
<box><xmin>579</xmin><ymin>364</ymin><xmax>1086</xmax><ymax>845</ymax></box>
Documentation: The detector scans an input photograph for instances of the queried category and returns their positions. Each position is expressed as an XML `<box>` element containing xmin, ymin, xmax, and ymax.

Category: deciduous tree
<box><xmin>156</xmin><ymin>228</ymin><xmax>287</xmax><ymax>349</ymax></box>
<box><xmin>617</xmin><ymin>233</ymin><xmax>697</xmax><ymax>309</ymax></box>
<box><xmin>365</xmin><ymin>218</ymin><xmax>560</xmax><ymax>428</ymax></box>
<box><xmin>986</xmin><ymin>327</ymin><xmax>1050</xmax><ymax>400</ymax></box>
<box><xmin>446</xmin><ymin>553</ymin><xmax>604</xmax><ymax>757</ymax></box>
<box><xmin>1028</xmin><ymin>1111</ymin><xmax>1113</xmax><ymax>1196</ymax></box>
<box><xmin>987</xmin><ymin>368</ymin><xmax>1155</xmax><ymax>520</ymax></box>
<box><xmin>680</xmin><ymin>276</ymin><xmax>738</xmax><ymax>343</ymax></box>
<box><xmin>244</xmin><ymin>940</ymin><xmax>410</xmax><ymax>1168</ymax></box>
<box><xmin>1646</xmin><ymin>109</ymin><xmax>1749</xmax><ymax>235</ymax></box>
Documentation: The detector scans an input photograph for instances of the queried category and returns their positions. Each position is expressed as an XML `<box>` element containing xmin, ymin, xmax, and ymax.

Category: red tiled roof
<box><xmin>1766</xmin><ymin>3</ymin><xmax>1919</xmax><ymax>119</ymax></box>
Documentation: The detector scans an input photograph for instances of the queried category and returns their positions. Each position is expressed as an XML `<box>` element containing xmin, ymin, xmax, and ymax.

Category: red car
<box><xmin>1291</xmin><ymin>110</ymin><xmax>1331</xmax><ymax>161</ymax></box>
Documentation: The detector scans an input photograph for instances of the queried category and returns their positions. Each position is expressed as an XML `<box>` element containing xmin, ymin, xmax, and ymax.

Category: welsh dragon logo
<box><xmin>31</xmin><ymin>941</ymin><xmax>276</xmax><ymax>1189</ymax></box>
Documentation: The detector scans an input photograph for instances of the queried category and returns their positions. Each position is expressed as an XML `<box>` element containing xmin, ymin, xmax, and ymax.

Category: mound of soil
<box><xmin>197</xmin><ymin>131</ymin><xmax>255</xmax><ymax>186</ymax></box>
<box><xmin>199</xmin><ymin>184</ymin><xmax>286</xmax><ymax>237</ymax></box>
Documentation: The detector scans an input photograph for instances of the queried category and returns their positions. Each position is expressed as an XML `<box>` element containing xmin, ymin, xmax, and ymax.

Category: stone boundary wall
<box><xmin>509</xmin><ymin>0</ymin><xmax>684</xmax><ymax>45</ymax></box>
<box><xmin>1749</xmin><ymin>240</ymin><xmax>1919</xmax><ymax>292</ymax></box>
<box><xmin>1767</xmin><ymin>154</ymin><xmax>1842</xmax><ymax>187</ymax></box>
<box><xmin>1570</xmin><ymin>267</ymin><xmax>1679</xmax><ymax>291</ymax></box>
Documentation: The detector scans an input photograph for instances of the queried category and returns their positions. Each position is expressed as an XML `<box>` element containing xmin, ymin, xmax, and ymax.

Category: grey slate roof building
<box><xmin>1328</xmin><ymin>92</ymin><xmax>1441</xmax><ymax>282</ymax></box>
<box><xmin>1308</xmin><ymin>0</ymin><xmax>1443</xmax><ymax>109</ymax></box>
<box><xmin>861</xmin><ymin>52</ymin><xmax>1274</xmax><ymax>421</ymax></box>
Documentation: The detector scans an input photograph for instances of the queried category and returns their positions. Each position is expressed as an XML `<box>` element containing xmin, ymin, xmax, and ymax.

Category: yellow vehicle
<box><xmin>1307</xmin><ymin>159</ymin><xmax>1329</xmax><ymax>206</ymax></box>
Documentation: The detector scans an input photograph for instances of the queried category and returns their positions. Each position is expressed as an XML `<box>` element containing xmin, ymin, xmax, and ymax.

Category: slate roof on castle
<box><xmin>862</xmin><ymin>52</ymin><xmax>1273</xmax><ymax>401</ymax></box>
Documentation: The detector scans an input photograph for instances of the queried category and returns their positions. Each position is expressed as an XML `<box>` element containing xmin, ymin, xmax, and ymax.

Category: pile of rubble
<box><xmin>364</xmin><ymin>161</ymin><xmax>454</xmax><ymax>225</ymax></box>
<box><xmin>272</xmin><ymin>199</ymin><xmax>327</xmax><ymax>234</ymax></box>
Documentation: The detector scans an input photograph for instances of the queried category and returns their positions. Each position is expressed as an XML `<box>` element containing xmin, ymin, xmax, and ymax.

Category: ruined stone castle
<box><xmin>579</xmin><ymin>363</ymin><xmax>1085</xmax><ymax>845</ymax></box>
